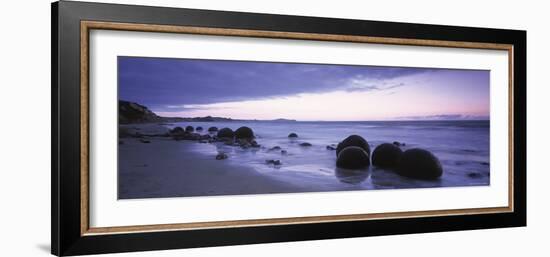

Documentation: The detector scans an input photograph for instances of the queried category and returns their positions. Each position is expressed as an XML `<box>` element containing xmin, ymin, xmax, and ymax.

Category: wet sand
<box><xmin>118</xmin><ymin>136</ymin><xmax>306</xmax><ymax>199</ymax></box>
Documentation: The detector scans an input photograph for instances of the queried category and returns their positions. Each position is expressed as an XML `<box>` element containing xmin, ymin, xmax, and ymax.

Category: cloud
<box><xmin>158</xmin><ymin>104</ymin><xmax>235</xmax><ymax>112</ymax></box>
<box><xmin>118</xmin><ymin>56</ymin><xmax>430</xmax><ymax>108</ymax></box>
<box><xmin>345</xmin><ymin>78</ymin><xmax>406</xmax><ymax>92</ymax></box>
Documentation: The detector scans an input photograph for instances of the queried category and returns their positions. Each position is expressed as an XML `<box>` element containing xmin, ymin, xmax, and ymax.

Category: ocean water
<box><xmin>165</xmin><ymin>120</ymin><xmax>490</xmax><ymax>191</ymax></box>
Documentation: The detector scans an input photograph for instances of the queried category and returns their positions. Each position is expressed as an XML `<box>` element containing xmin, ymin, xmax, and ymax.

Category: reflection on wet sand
<box><xmin>335</xmin><ymin>167</ymin><xmax>370</xmax><ymax>185</ymax></box>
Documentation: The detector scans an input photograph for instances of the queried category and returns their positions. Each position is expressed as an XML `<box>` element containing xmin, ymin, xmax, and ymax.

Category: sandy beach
<box><xmin>118</xmin><ymin>126</ymin><xmax>308</xmax><ymax>199</ymax></box>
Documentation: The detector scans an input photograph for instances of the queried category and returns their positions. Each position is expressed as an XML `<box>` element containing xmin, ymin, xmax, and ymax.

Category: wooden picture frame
<box><xmin>52</xmin><ymin>1</ymin><xmax>526</xmax><ymax>256</ymax></box>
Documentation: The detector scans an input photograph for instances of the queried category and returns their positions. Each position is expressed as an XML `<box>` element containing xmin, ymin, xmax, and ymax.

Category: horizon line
<box><xmin>163</xmin><ymin>116</ymin><xmax>490</xmax><ymax>122</ymax></box>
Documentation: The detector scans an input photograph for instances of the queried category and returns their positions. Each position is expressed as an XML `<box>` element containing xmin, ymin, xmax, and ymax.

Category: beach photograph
<box><xmin>117</xmin><ymin>56</ymin><xmax>490</xmax><ymax>199</ymax></box>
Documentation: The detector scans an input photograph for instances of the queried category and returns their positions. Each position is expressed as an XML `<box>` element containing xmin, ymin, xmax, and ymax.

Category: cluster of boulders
<box><xmin>169</xmin><ymin>126</ymin><xmax>213</xmax><ymax>142</ymax></box>
<box><xmin>169</xmin><ymin>125</ymin><xmax>262</xmax><ymax>160</ymax></box>
<box><xmin>169</xmin><ymin>125</ymin><xmax>261</xmax><ymax>148</ymax></box>
<box><xmin>335</xmin><ymin>135</ymin><xmax>443</xmax><ymax>180</ymax></box>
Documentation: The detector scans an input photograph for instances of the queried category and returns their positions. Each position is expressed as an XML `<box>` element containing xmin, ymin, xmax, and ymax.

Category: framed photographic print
<box><xmin>51</xmin><ymin>1</ymin><xmax>526</xmax><ymax>256</ymax></box>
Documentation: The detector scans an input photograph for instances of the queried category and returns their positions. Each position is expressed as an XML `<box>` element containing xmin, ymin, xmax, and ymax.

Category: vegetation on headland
<box><xmin>119</xmin><ymin>100</ymin><xmax>296</xmax><ymax>124</ymax></box>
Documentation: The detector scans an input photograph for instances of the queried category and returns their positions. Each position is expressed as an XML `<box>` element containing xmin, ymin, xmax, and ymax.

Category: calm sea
<box><xmin>168</xmin><ymin>120</ymin><xmax>490</xmax><ymax>191</ymax></box>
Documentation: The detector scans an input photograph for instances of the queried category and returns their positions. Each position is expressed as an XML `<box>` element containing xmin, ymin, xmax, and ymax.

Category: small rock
<box><xmin>393</xmin><ymin>141</ymin><xmax>405</xmax><ymax>147</ymax></box>
<box><xmin>215</xmin><ymin>153</ymin><xmax>228</xmax><ymax>160</ymax></box>
<box><xmin>299</xmin><ymin>142</ymin><xmax>312</xmax><ymax>147</ymax></box>
<box><xmin>326</xmin><ymin>145</ymin><xmax>336</xmax><ymax>150</ymax></box>
<box><xmin>236</xmin><ymin>139</ymin><xmax>254</xmax><ymax>148</ymax></box>
<box><xmin>480</xmin><ymin>162</ymin><xmax>490</xmax><ymax>166</ymax></box>
<box><xmin>172</xmin><ymin>132</ymin><xmax>191</xmax><ymax>141</ymax></box>
<box><xmin>288</xmin><ymin>133</ymin><xmax>298</xmax><ymax>138</ymax></box>
<box><xmin>281</xmin><ymin>150</ymin><xmax>287</xmax><ymax>154</ymax></box>
<box><xmin>189</xmin><ymin>133</ymin><xmax>201</xmax><ymax>140</ymax></box>
<box><xmin>266</xmin><ymin>159</ymin><xmax>282</xmax><ymax>165</ymax></box>
<box><xmin>269</xmin><ymin>146</ymin><xmax>282</xmax><ymax>151</ymax></box>
<box><xmin>139</xmin><ymin>139</ymin><xmax>151</xmax><ymax>144</ymax></box>
<box><xmin>467</xmin><ymin>172</ymin><xmax>483</xmax><ymax>178</ymax></box>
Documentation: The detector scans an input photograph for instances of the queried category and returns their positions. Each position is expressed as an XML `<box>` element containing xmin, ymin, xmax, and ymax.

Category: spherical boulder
<box><xmin>397</xmin><ymin>148</ymin><xmax>443</xmax><ymax>180</ymax></box>
<box><xmin>208</xmin><ymin>126</ymin><xmax>218</xmax><ymax>132</ymax></box>
<box><xmin>336</xmin><ymin>135</ymin><xmax>370</xmax><ymax>156</ymax></box>
<box><xmin>170</xmin><ymin>126</ymin><xmax>185</xmax><ymax>134</ymax></box>
<box><xmin>372</xmin><ymin>143</ymin><xmax>403</xmax><ymax>168</ymax></box>
<box><xmin>217</xmin><ymin>127</ymin><xmax>234</xmax><ymax>138</ymax></box>
<box><xmin>185</xmin><ymin>126</ymin><xmax>194</xmax><ymax>132</ymax></box>
<box><xmin>235</xmin><ymin>126</ymin><xmax>254</xmax><ymax>139</ymax></box>
<box><xmin>336</xmin><ymin>146</ymin><xmax>371</xmax><ymax>169</ymax></box>
<box><xmin>196</xmin><ymin>126</ymin><xmax>203</xmax><ymax>131</ymax></box>
<box><xmin>288</xmin><ymin>133</ymin><xmax>298</xmax><ymax>138</ymax></box>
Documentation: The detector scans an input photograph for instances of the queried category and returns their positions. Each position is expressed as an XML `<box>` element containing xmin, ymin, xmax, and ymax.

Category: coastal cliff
<box><xmin>119</xmin><ymin>100</ymin><xmax>295</xmax><ymax>124</ymax></box>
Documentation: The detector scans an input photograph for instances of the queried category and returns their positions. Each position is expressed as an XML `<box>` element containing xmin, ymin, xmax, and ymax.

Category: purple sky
<box><xmin>118</xmin><ymin>56</ymin><xmax>489</xmax><ymax>121</ymax></box>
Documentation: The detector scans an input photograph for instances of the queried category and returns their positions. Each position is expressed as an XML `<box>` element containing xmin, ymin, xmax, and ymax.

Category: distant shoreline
<box><xmin>119</xmin><ymin>99</ymin><xmax>489</xmax><ymax>124</ymax></box>
<box><xmin>128</xmin><ymin>119</ymin><xmax>491</xmax><ymax>124</ymax></box>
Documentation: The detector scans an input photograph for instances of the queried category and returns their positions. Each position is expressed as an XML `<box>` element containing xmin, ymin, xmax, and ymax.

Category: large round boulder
<box><xmin>235</xmin><ymin>126</ymin><xmax>254</xmax><ymax>139</ymax></box>
<box><xmin>217</xmin><ymin>127</ymin><xmax>234</xmax><ymax>138</ymax></box>
<box><xmin>288</xmin><ymin>133</ymin><xmax>298</xmax><ymax>138</ymax></box>
<box><xmin>208</xmin><ymin>126</ymin><xmax>218</xmax><ymax>132</ymax></box>
<box><xmin>336</xmin><ymin>135</ymin><xmax>370</xmax><ymax>156</ymax></box>
<box><xmin>185</xmin><ymin>126</ymin><xmax>194</xmax><ymax>132</ymax></box>
<box><xmin>397</xmin><ymin>148</ymin><xmax>443</xmax><ymax>180</ymax></box>
<box><xmin>372</xmin><ymin>143</ymin><xmax>403</xmax><ymax>168</ymax></box>
<box><xmin>196</xmin><ymin>126</ymin><xmax>203</xmax><ymax>131</ymax></box>
<box><xmin>336</xmin><ymin>146</ymin><xmax>371</xmax><ymax>169</ymax></box>
<box><xmin>170</xmin><ymin>126</ymin><xmax>185</xmax><ymax>134</ymax></box>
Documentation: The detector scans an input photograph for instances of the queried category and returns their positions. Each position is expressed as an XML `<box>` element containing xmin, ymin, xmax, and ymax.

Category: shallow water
<box><xmin>165</xmin><ymin>120</ymin><xmax>490</xmax><ymax>192</ymax></box>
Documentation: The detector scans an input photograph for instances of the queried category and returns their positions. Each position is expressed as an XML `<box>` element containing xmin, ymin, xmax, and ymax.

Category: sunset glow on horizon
<box><xmin>119</xmin><ymin>56</ymin><xmax>490</xmax><ymax>121</ymax></box>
